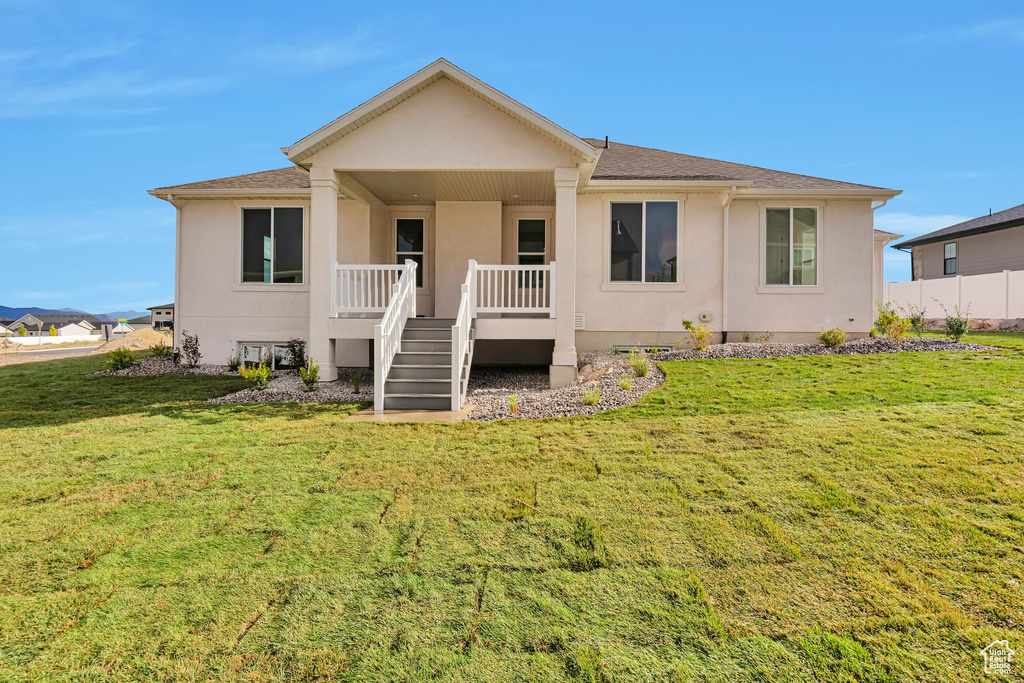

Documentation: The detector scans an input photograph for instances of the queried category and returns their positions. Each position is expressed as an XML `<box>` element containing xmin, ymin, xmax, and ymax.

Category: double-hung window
<box><xmin>396</xmin><ymin>218</ymin><xmax>425</xmax><ymax>287</ymax></box>
<box><xmin>943</xmin><ymin>242</ymin><xmax>957</xmax><ymax>275</ymax></box>
<box><xmin>765</xmin><ymin>207</ymin><xmax>818</xmax><ymax>286</ymax></box>
<box><xmin>241</xmin><ymin>207</ymin><xmax>304</xmax><ymax>283</ymax></box>
<box><xmin>609</xmin><ymin>201</ymin><xmax>679</xmax><ymax>283</ymax></box>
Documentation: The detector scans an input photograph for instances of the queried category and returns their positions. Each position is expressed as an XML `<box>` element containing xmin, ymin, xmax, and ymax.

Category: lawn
<box><xmin>1</xmin><ymin>334</ymin><xmax>1022</xmax><ymax>681</ymax></box>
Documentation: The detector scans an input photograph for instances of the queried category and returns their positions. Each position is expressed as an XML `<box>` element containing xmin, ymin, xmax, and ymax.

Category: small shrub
<box><xmin>681</xmin><ymin>319</ymin><xmax>714</xmax><ymax>351</ymax></box>
<box><xmin>817</xmin><ymin>327</ymin><xmax>846</xmax><ymax>349</ymax></box>
<box><xmin>583</xmin><ymin>387</ymin><xmax>600</xmax><ymax>406</ymax></box>
<box><xmin>106</xmin><ymin>348</ymin><xmax>138</xmax><ymax>370</ymax></box>
<box><xmin>618</xmin><ymin>374</ymin><xmax>633</xmax><ymax>391</ymax></box>
<box><xmin>226</xmin><ymin>352</ymin><xmax>241</xmax><ymax>371</ymax></box>
<box><xmin>627</xmin><ymin>348</ymin><xmax>650</xmax><ymax>377</ymax></box>
<box><xmin>238</xmin><ymin>362</ymin><xmax>271</xmax><ymax>390</ymax></box>
<box><xmin>756</xmin><ymin>331</ymin><xmax>774</xmax><ymax>348</ymax></box>
<box><xmin>935</xmin><ymin>299</ymin><xmax>971</xmax><ymax>342</ymax></box>
<box><xmin>286</xmin><ymin>338</ymin><xmax>307</xmax><ymax>369</ymax></box>
<box><xmin>180</xmin><ymin>330</ymin><xmax>202</xmax><ymax>368</ymax></box>
<box><xmin>900</xmin><ymin>303</ymin><xmax>926</xmax><ymax>338</ymax></box>
<box><xmin>299</xmin><ymin>358</ymin><xmax>320</xmax><ymax>392</ymax></box>
<box><xmin>48</xmin><ymin>324</ymin><xmax>57</xmax><ymax>336</ymax></box>
<box><xmin>741</xmin><ymin>331</ymin><xmax>752</xmax><ymax>343</ymax></box>
<box><xmin>869</xmin><ymin>328</ymin><xmax>878</xmax><ymax>339</ymax></box>
<box><xmin>351</xmin><ymin>371</ymin><xmax>363</xmax><ymax>394</ymax></box>
<box><xmin>17</xmin><ymin>327</ymin><xmax>26</xmax><ymax>337</ymax></box>
<box><xmin>151</xmin><ymin>342</ymin><xmax>172</xmax><ymax>357</ymax></box>
<box><xmin>508</xmin><ymin>394</ymin><xmax>518</xmax><ymax>415</ymax></box>
<box><xmin>874</xmin><ymin>300</ymin><xmax>911</xmax><ymax>343</ymax></box>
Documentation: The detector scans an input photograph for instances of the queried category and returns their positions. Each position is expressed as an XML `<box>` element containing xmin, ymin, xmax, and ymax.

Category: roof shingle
<box><xmin>892</xmin><ymin>202</ymin><xmax>1024</xmax><ymax>249</ymax></box>
<box><xmin>153</xmin><ymin>167</ymin><xmax>310</xmax><ymax>193</ymax></box>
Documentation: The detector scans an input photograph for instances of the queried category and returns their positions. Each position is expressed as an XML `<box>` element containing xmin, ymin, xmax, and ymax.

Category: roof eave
<box><xmin>583</xmin><ymin>179</ymin><xmax>754</xmax><ymax>191</ymax></box>
<box><xmin>736</xmin><ymin>188</ymin><xmax>902</xmax><ymax>199</ymax></box>
<box><xmin>148</xmin><ymin>188</ymin><xmax>311</xmax><ymax>201</ymax></box>
<box><xmin>891</xmin><ymin>216</ymin><xmax>1024</xmax><ymax>250</ymax></box>
<box><xmin>283</xmin><ymin>59</ymin><xmax>598</xmax><ymax>165</ymax></box>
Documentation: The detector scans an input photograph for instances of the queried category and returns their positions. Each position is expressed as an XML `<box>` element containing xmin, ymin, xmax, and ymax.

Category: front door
<box><xmin>394</xmin><ymin>215</ymin><xmax>434</xmax><ymax>316</ymax></box>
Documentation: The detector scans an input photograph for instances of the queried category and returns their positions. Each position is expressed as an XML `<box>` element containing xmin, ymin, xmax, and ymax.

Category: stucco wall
<box><xmin>176</xmin><ymin>199</ymin><xmax>311</xmax><ymax>362</ymax></box>
<box><xmin>913</xmin><ymin>224</ymin><xmax>1024</xmax><ymax>279</ymax></box>
<box><xmin>435</xmin><ymin>201</ymin><xmax>502</xmax><ymax>317</ymax></box>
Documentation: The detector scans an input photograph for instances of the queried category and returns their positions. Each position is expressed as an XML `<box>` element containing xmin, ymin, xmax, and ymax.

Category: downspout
<box><xmin>720</xmin><ymin>186</ymin><xmax>737</xmax><ymax>344</ymax></box>
<box><xmin>168</xmin><ymin>193</ymin><xmax>182</xmax><ymax>352</ymax></box>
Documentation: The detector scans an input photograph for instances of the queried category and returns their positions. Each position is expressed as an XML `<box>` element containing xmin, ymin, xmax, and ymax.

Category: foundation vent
<box><xmin>574</xmin><ymin>313</ymin><xmax>586</xmax><ymax>330</ymax></box>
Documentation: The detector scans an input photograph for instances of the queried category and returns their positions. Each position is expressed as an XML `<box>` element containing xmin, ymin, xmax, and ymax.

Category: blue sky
<box><xmin>1</xmin><ymin>1</ymin><xmax>1022</xmax><ymax>313</ymax></box>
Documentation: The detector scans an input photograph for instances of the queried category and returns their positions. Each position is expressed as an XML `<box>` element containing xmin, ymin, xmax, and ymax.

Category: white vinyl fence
<box><xmin>2</xmin><ymin>334</ymin><xmax>102</xmax><ymax>346</ymax></box>
<box><xmin>884</xmin><ymin>270</ymin><xmax>1024</xmax><ymax>319</ymax></box>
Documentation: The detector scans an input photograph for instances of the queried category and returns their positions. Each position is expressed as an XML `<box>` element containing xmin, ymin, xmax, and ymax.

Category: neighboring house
<box><xmin>147</xmin><ymin>303</ymin><xmax>174</xmax><ymax>330</ymax></box>
<box><xmin>8</xmin><ymin>313</ymin><xmax>105</xmax><ymax>337</ymax></box>
<box><xmin>127</xmin><ymin>315</ymin><xmax>153</xmax><ymax>330</ymax></box>
<box><xmin>892</xmin><ymin>202</ymin><xmax>1024</xmax><ymax>279</ymax></box>
<box><xmin>150</xmin><ymin>59</ymin><xmax>900</xmax><ymax>410</ymax></box>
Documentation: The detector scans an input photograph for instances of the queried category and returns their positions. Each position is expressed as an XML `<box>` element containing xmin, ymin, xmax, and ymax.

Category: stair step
<box><xmin>385</xmin><ymin>378</ymin><xmax>453</xmax><ymax>394</ymax></box>
<box><xmin>402</xmin><ymin>327</ymin><xmax>453</xmax><ymax>341</ymax></box>
<box><xmin>389</xmin><ymin>364</ymin><xmax>453</xmax><ymax>380</ymax></box>
<box><xmin>393</xmin><ymin>351</ymin><xmax>451</xmax><ymax>365</ymax></box>
<box><xmin>384</xmin><ymin>395</ymin><xmax>452</xmax><ymax>410</ymax></box>
<box><xmin>405</xmin><ymin>317</ymin><xmax>455</xmax><ymax>328</ymax></box>
<box><xmin>401</xmin><ymin>339</ymin><xmax>452</xmax><ymax>352</ymax></box>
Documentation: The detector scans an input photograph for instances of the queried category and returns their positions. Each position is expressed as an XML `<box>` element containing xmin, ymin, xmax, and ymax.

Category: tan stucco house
<box><xmin>150</xmin><ymin>59</ymin><xmax>900</xmax><ymax>410</ymax></box>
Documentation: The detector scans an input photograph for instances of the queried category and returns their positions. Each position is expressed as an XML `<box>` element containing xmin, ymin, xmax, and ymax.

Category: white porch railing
<box><xmin>333</xmin><ymin>264</ymin><xmax>406</xmax><ymax>316</ymax></box>
<box><xmin>451</xmin><ymin>260</ymin><xmax>477</xmax><ymax>411</ymax></box>
<box><xmin>474</xmin><ymin>262</ymin><xmax>555</xmax><ymax>317</ymax></box>
<box><xmin>374</xmin><ymin>260</ymin><xmax>418</xmax><ymax>411</ymax></box>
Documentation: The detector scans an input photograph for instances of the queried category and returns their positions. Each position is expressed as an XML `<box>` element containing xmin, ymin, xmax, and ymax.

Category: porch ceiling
<box><xmin>347</xmin><ymin>170</ymin><xmax>555</xmax><ymax>206</ymax></box>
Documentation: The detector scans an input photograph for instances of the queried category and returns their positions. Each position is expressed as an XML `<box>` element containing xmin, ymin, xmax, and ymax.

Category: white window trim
<box><xmin>516</xmin><ymin>217</ymin><xmax>548</xmax><ymax>264</ymax></box>
<box><xmin>390</xmin><ymin>210</ymin><xmax>433</xmax><ymax>294</ymax></box>
<box><xmin>601</xmin><ymin>196</ymin><xmax>685</xmax><ymax>292</ymax></box>
<box><xmin>757</xmin><ymin>202</ymin><xmax>825</xmax><ymax>294</ymax></box>
<box><xmin>236</xmin><ymin>341</ymin><xmax>296</xmax><ymax>370</ymax></box>
<box><xmin>233</xmin><ymin>201</ymin><xmax>310</xmax><ymax>292</ymax></box>
<box><xmin>943</xmin><ymin>241</ymin><xmax>957</xmax><ymax>276</ymax></box>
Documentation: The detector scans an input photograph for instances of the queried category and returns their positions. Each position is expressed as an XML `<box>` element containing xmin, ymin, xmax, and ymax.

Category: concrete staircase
<box><xmin>383</xmin><ymin>318</ymin><xmax>474</xmax><ymax>410</ymax></box>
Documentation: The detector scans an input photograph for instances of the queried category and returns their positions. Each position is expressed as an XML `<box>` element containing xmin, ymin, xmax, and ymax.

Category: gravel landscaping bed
<box><xmin>652</xmin><ymin>336</ymin><xmax>994</xmax><ymax>361</ymax></box>
<box><xmin>208</xmin><ymin>368</ymin><xmax>373</xmax><ymax>405</ymax></box>
<box><xmin>91</xmin><ymin>356</ymin><xmax>233</xmax><ymax>376</ymax></box>
<box><xmin>467</xmin><ymin>351</ymin><xmax>664</xmax><ymax>422</ymax></box>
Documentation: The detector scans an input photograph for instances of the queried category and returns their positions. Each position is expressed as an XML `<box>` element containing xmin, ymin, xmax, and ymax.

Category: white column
<box><xmin>309</xmin><ymin>166</ymin><xmax>339</xmax><ymax>381</ymax></box>
<box><xmin>551</xmin><ymin>167</ymin><xmax>579</xmax><ymax>387</ymax></box>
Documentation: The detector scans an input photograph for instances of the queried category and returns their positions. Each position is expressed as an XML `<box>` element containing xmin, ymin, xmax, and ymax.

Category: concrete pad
<box><xmin>345</xmin><ymin>405</ymin><xmax>474</xmax><ymax>423</ymax></box>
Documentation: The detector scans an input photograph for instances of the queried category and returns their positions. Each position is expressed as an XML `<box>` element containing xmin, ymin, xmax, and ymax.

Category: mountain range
<box><xmin>0</xmin><ymin>306</ymin><xmax>148</xmax><ymax>322</ymax></box>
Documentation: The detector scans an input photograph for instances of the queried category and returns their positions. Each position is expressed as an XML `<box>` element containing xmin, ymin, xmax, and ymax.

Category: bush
<box><xmin>935</xmin><ymin>299</ymin><xmax>971</xmax><ymax>342</ymax></box>
<box><xmin>286</xmin><ymin>338</ymin><xmax>307</xmax><ymax>369</ymax></box>
<box><xmin>180</xmin><ymin>330</ymin><xmax>202</xmax><ymax>368</ymax></box>
<box><xmin>583</xmin><ymin>387</ymin><xmax>600</xmax><ymax>406</ymax></box>
<box><xmin>618</xmin><ymin>374</ymin><xmax>633</xmax><ymax>391</ymax></box>
<box><xmin>299</xmin><ymin>358</ymin><xmax>320</xmax><ymax>392</ymax></box>
<box><xmin>508</xmin><ymin>394</ymin><xmax>518</xmax><ymax>415</ymax></box>
<box><xmin>151</xmin><ymin>342</ymin><xmax>172</xmax><ymax>357</ymax></box>
<box><xmin>17</xmin><ymin>327</ymin><xmax>26</xmax><ymax>337</ymax></box>
<box><xmin>48</xmin><ymin>324</ymin><xmax>57</xmax><ymax>337</ymax></box>
<box><xmin>680</xmin><ymin>319</ymin><xmax>714</xmax><ymax>351</ymax></box>
<box><xmin>874</xmin><ymin>301</ymin><xmax>911</xmax><ymax>343</ymax></box>
<box><xmin>900</xmin><ymin>303</ymin><xmax>926</xmax><ymax>338</ymax></box>
<box><xmin>226</xmin><ymin>352</ymin><xmax>241</xmax><ymax>371</ymax></box>
<box><xmin>818</xmin><ymin>327</ymin><xmax>846</xmax><ymax>349</ymax></box>
<box><xmin>106</xmin><ymin>348</ymin><xmax>138</xmax><ymax>370</ymax></box>
<box><xmin>741</xmin><ymin>331</ymin><xmax>752</xmax><ymax>343</ymax></box>
<box><xmin>756</xmin><ymin>331</ymin><xmax>774</xmax><ymax>348</ymax></box>
<box><xmin>627</xmin><ymin>348</ymin><xmax>650</xmax><ymax>377</ymax></box>
<box><xmin>238</xmin><ymin>362</ymin><xmax>271</xmax><ymax>390</ymax></box>
<box><xmin>351</xmin><ymin>371</ymin><xmax>363</xmax><ymax>394</ymax></box>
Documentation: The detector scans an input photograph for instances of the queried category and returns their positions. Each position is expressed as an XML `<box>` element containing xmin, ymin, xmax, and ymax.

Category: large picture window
<box><xmin>610</xmin><ymin>201</ymin><xmax>678</xmax><ymax>283</ymax></box>
<box><xmin>765</xmin><ymin>207</ymin><xmax>817</xmax><ymax>286</ymax></box>
<box><xmin>943</xmin><ymin>242</ymin><xmax>957</xmax><ymax>275</ymax></box>
<box><xmin>396</xmin><ymin>218</ymin><xmax>425</xmax><ymax>287</ymax></box>
<box><xmin>241</xmin><ymin>207</ymin><xmax>304</xmax><ymax>283</ymax></box>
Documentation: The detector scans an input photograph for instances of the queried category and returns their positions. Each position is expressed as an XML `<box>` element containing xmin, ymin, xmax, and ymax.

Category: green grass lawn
<box><xmin>1</xmin><ymin>334</ymin><xmax>1023</xmax><ymax>681</ymax></box>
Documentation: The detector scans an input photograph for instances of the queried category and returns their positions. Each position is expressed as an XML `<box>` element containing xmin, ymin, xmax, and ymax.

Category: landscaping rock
<box><xmin>92</xmin><ymin>356</ymin><xmax>231</xmax><ymax>376</ymax></box>
<box><xmin>652</xmin><ymin>336</ymin><xmax>993</xmax><ymax>362</ymax></box>
<box><xmin>208</xmin><ymin>367</ymin><xmax>373</xmax><ymax>405</ymax></box>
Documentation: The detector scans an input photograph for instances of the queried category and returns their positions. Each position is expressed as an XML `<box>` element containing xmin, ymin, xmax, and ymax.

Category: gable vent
<box><xmin>574</xmin><ymin>313</ymin><xmax>586</xmax><ymax>330</ymax></box>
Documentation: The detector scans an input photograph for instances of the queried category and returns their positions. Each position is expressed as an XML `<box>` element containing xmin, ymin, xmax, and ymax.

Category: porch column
<box><xmin>309</xmin><ymin>166</ymin><xmax>339</xmax><ymax>381</ymax></box>
<box><xmin>551</xmin><ymin>167</ymin><xmax>579</xmax><ymax>388</ymax></box>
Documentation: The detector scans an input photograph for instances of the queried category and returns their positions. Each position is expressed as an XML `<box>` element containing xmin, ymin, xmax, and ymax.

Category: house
<box><xmin>150</xmin><ymin>59</ymin><xmax>900</xmax><ymax>410</ymax></box>
<box><xmin>8</xmin><ymin>313</ymin><xmax>105</xmax><ymax>337</ymax></box>
<box><xmin>892</xmin><ymin>202</ymin><xmax>1024</xmax><ymax>279</ymax></box>
<box><xmin>147</xmin><ymin>303</ymin><xmax>174</xmax><ymax>330</ymax></box>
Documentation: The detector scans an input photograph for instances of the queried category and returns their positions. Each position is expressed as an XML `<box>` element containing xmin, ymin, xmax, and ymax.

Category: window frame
<box><xmin>943</xmin><ymin>242</ymin><xmax>957</xmax><ymax>275</ymax></box>
<box><xmin>233</xmin><ymin>202</ymin><xmax>309</xmax><ymax>292</ymax></box>
<box><xmin>604</xmin><ymin>198</ymin><xmax>682</xmax><ymax>289</ymax></box>
<box><xmin>759</xmin><ymin>204</ymin><xmax>824</xmax><ymax>292</ymax></box>
<box><xmin>394</xmin><ymin>215</ymin><xmax>428</xmax><ymax>289</ymax></box>
<box><xmin>516</xmin><ymin>217</ymin><xmax>548</xmax><ymax>265</ymax></box>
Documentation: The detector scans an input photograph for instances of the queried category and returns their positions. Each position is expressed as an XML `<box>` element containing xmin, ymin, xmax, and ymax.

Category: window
<box><xmin>396</xmin><ymin>218</ymin><xmax>425</xmax><ymax>287</ymax></box>
<box><xmin>610</xmin><ymin>201</ymin><xmax>678</xmax><ymax>283</ymax></box>
<box><xmin>943</xmin><ymin>242</ymin><xmax>957</xmax><ymax>275</ymax></box>
<box><xmin>241</xmin><ymin>208</ymin><xmax>303</xmax><ymax>283</ymax></box>
<box><xmin>765</xmin><ymin>207</ymin><xmax>818</xmax><ymax>286</ymax></box>
<box><xmin>517</xmin><ymin>218</ymin><xmax>546</xmax><ymax>265</ymax></box>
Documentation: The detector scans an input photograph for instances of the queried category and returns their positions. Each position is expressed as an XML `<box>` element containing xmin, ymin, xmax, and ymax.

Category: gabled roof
<box><xmin>892</xmin><ymin>202</ymin><xmax>1024</xmax><ymax>249</ymax></box>
<box><xmin>11</xmin><ymin>313</ymin><xmax>105</xmax><ymax>329</ymax></box>
<box><xmin>147</xmin><ymin>303</ymin><xmax>175</xmax><ymax>310</ymax></box>
<box><xmin>150</xmin><ymin>167</ymin><xmax>310</xmax><ymax>198</ymax></box>
<box><xmin>283</xmin><ymin>59</ymin><xmax>598</xmax><ymax>164</ymax></box>
<box><xmin>586</xmin><ymin>139</ymin><xmax>896</xmax><ymax>194</ymax></box>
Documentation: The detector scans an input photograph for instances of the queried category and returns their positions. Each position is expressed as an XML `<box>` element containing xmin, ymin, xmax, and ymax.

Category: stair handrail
<box><xmin>374</xmin><ymin>259</ymin><xmax>417</xmax><ymax>411</ymax></box>
<box><xmin>451</xmin><ymin>260</ymin><xmax>476</xmax><ymax>411</ymax></box>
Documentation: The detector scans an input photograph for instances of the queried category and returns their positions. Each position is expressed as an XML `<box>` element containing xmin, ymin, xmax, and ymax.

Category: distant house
<box><xmin>8</xmin><ymin>313</ymin><xmax>105</xmax><ymax>337</ymax></box>
<box><xmin>147</xmin><ymin>303</ymin><xmax>174</xmax><ymax>330</ymax></box>
<box><xmin>892</xmin><ymin>202</ymin><xmax>1024</xmax><ymax>279</ymax></box>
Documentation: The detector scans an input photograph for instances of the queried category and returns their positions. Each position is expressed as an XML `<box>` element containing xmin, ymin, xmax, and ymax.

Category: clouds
<box><xmin>243</xmin><ymin>24</ymin><xmax>385</xmax><ymax>73</ymax></box>
<box><xmin>904</xmin><ymin>17</ymin><xmax>1024</xmax><ymax>45</ymax></box>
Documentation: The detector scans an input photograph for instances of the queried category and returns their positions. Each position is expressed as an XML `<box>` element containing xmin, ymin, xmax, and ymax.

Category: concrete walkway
<box><xmin>345</xmin><ymin>406</ymin><xmax>474</xmax><ymax>423</ymax></box>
